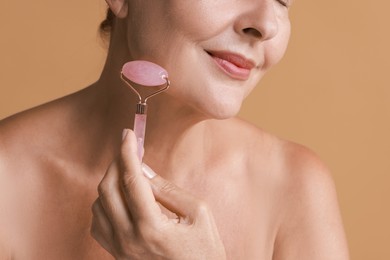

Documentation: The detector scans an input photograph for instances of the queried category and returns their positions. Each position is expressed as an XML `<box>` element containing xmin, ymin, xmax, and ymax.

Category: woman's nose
<box><xmin>234</xmin><ymin>0</ymin><xmax>279</xmax><ymax>42</ymax></box>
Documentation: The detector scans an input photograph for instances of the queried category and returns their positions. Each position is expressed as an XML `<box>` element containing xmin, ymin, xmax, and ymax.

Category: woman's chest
<box><xmin>171</xmin><ymin>171</ymin><xmax>279</xmax><ymax>260</ymax></box>
<box><xmin>209</xmin><ymin>190</ymin><xmax>278</xmax><ymax>259</ymax></box>
<box><xmin>18</xmin><ymin>199</ymin><xmax>276</xmax><ymax>260</ymax></box>
<box><xmin>13</xmin><ymin>167</ymin><xmax>279</xmax><ymax>260</ymax></box>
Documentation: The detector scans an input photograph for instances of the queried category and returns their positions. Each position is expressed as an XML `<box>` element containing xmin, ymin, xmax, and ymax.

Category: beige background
<box><xmin>1</xmin><ymin>1</ymin><xmax>389</xmax><ymax>259</ymax></box>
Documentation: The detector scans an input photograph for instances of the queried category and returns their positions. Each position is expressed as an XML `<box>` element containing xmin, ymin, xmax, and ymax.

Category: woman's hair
<box><xmin>99</xmin><ymin>8</ymin><xmax>115</xmax><ymax>39</ymax></box>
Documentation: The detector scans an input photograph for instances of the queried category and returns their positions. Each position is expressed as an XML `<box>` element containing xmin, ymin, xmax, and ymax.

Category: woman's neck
<box><xmin>90</xmin><ymin>57</ymin><xmax>211</xmax><ymax>178</ymax></box>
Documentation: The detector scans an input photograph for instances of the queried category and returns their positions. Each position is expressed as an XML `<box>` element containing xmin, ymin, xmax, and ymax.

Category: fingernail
<box><xmin>122</xmin><ymin>129</ymin><xmax>129</xmax><ymax>141</ymax></box>
<box><xmin>142</xmin><ymin>163</ymin><xmax>157</xmax><ymax>179</ymax></box>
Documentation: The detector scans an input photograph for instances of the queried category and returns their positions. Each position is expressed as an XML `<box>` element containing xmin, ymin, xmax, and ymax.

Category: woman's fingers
<box><xmin>91</xmin><ymin>199</ymin><xmax>115</xmax><ymax>255</ymax></box>
<box><xmin>120</xmin><ymin>130</ymin><xmax>161</xmax><ymax>222</ymax></box>
<box><xmin>91</xmin><ymin>145</ymin><xmax>226</xmax><ymax>259</ymax></box>
<box><xmin>143</xmin><ymin>164</ymin><xmax>208</xmax><ymax>223</ymax></box>
<box><xmin>142</xmin><ymin>164</ymin><xmax>226</xmax><ymax>259</ymax></box>
<box><xmin>97</xmin><ymin>161</ymin><xmax>132</xmax><ymax>232</ymax></box>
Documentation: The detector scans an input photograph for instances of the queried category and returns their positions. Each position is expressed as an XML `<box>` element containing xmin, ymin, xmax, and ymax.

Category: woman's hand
<box><xmin>91</xmin><ymin>129</ymin><xmax>226</xmax><ymax>260</ymax></box>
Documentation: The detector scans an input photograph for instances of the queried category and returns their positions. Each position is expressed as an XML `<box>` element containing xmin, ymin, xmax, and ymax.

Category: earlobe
<box><xmin>105</xmin><ymin>0</ymin><xmax>128</xmax><ymax>18</ymax></box>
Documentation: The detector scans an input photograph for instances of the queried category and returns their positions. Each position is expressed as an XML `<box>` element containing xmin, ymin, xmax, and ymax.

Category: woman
<box><xmin>0</xmin><ymin>0</ymin><xmax>349</xmax><ymax>259</ymax></box>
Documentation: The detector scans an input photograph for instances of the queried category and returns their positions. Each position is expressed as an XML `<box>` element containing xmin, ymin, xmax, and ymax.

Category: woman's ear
<box><xmin>105</xmin><ymin>0</ymin><xmax>128</xmax><ymax>18</ymax></box>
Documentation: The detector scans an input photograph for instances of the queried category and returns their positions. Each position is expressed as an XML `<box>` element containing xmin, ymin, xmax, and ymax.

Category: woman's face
<box><xmin>123</xmin><ymin>0</ymin><xmax>292</xmax><ymax>119</ymax></box>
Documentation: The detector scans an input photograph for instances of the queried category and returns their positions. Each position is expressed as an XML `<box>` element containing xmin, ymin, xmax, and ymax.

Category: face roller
<box><xmin>121</xmin><ymin>60</ymin><xmax>170</xmax><ymax>161</ymax></box>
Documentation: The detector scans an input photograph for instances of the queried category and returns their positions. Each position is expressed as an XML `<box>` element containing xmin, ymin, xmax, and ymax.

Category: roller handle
<box><xmin>134</xmin><ymin>113</ymin><xmax>147</xmax><ymax>161</ymax></box>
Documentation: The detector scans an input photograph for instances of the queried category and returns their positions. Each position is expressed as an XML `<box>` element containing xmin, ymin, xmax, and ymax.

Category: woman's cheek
<box><xmin>165</xmin><ymin>2</ymin><xmax>234</xmax><ymax>41</ymax></box>
<box><xmin>263</xmin><ymin>22</ymin><xmax>291</xmax><ymax>69</ymax></box>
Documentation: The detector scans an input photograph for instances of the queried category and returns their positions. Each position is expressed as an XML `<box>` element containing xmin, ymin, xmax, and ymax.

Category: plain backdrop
<box><xmin>1</xmin><ymin>1</ymin><xmax>389</xmax><ymax>259</ymax></box>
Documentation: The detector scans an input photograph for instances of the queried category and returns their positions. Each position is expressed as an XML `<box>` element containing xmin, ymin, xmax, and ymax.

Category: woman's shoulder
<box><xmin>216</xmin><ymin>117</ymin><xmax>339</xmax><ymax>216</ymax></box>
<box><xmin>0</xmin><ymin>104</ymin><xmax>51</xmax><ymax>256</ymax></box>
<box><xmin>220</xmin><ymin>117</ymin><xmax>348</xmax><ymax>258</ymax></box>
<box><xmin>221</xmin><ymin>118</ymin><xmax>348</xmax><ymax>259</ymax></box>
<box><xmin>0</xmin><ymin>93</ymin><xmax>90</xmax><ymax>210</ymax></box>
<box><xmin>0</xmin><ymin>87</ymin><xmax>91</xmax><ymax>153</ymax></box>
<box><xmin>0</xmin><ymin>91</ymin><xmax>85</xmax><ymax>181</ymax></box>
<box><xmin>0</xmin><ymin>93</ymin><xmax>101</xmax><ymax>256</ymax></box>
<box><xmin>220</xmin><ymin>116</ymin><xmax>332</xmax><ymax>181</ymax></box>
<box><xmin>272</xmin><ymin>140</ymin><xmax>349</xmax><ymax>258</ymax></box>
<box><xmin>0</xmin><ymin>101</ymin><xmax>57</xmax><ymax>183</ymax></box>
<box><xmin>0</xmin><ymin>100</ymin><xmax>63</xmax><ymax>159</ymax></box>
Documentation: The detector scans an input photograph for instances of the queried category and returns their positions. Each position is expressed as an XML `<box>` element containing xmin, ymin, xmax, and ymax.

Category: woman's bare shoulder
<box><xmin>222</xmin><ymin>117</ymin><xmax>336</xmax><ymax>183</ymax></box>
<box><xmin>0</xmin><ymin>107</ymin><xmax>42</xmax><ymax>175</ymax></box>
<box><xmin>241</xmin><ymin>126</ymin><xmax>350</xmax><ymax>260</ymax></box>
<box><xmin>0</xmin><ymin>100</ymin><xmax>64</xmax><ymax>164</ymax></box>
<box><xmin>272</xmin><ymin>141</ymin><xmax>349</xmax><ymax>259</ymax></box>
<box><xmin>0</xmin><ymin>90</ymin><xmax>87</xmax><ymax>188</ymax></box>
<box><xmin>0</xmin><ymin>87</ymin><xmax>91</xmax><ymax>162</ymax></box>
<box><xmin>0</xmin><ymin>96</ymin><xmax>69</xmax><ymax>185</ymax></box>
<box><xmin>0</xmin><ymin>92</ymin><xmax>95</xmax><ymax>254</ymax></box>
<box><xmin>218</xmin><ymin>117</ymin><xmax>349</xmax><ymax>259</ymax></box>
<box><xmin>0</xmin><ymin>108</ymin><xmax>41</xmax><ymax>257</ymax></box>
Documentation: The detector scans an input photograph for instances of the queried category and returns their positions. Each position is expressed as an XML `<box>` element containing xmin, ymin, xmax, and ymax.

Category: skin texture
<box><xmin>0</xmin><ymin>0</ymin><xmax>349</xmax><ymax>259</ymax></box>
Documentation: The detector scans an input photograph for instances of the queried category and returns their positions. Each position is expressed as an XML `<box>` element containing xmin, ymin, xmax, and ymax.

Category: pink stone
<box><xmin>121</xmin><ymin>60</ymin><xmax>168</xmax><ymax>86</ymax></box>
<box><xmin>134</xmin><ymin>114</ymin><xmax>147</xmax><ymax>161</ymax></box>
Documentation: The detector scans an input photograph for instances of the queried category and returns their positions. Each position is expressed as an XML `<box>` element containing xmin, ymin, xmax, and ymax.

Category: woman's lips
<box><xmin>207</xmin><ymin>51</ymin><xmax>256</xmax><ymax>81</ymax></box>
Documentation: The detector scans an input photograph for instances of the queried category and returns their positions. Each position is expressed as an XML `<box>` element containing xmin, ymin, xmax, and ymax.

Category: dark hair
<box><xmin>99</xmin><ymin>8</ymin><xmax>115</xmax><ymax>39</ymax></box>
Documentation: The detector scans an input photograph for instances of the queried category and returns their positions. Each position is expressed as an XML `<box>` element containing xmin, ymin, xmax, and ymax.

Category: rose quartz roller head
<box><xmin>121</xmin><ymin>60</ymin><xmax>170</xmax><ymax>160</ymax></box>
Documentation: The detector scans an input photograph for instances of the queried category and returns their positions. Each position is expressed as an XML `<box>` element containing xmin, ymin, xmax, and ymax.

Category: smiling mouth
<box><xmin>206</xmin><ymin>51</ymin><xmax>255</xmax><ymax>81</ymax></box>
